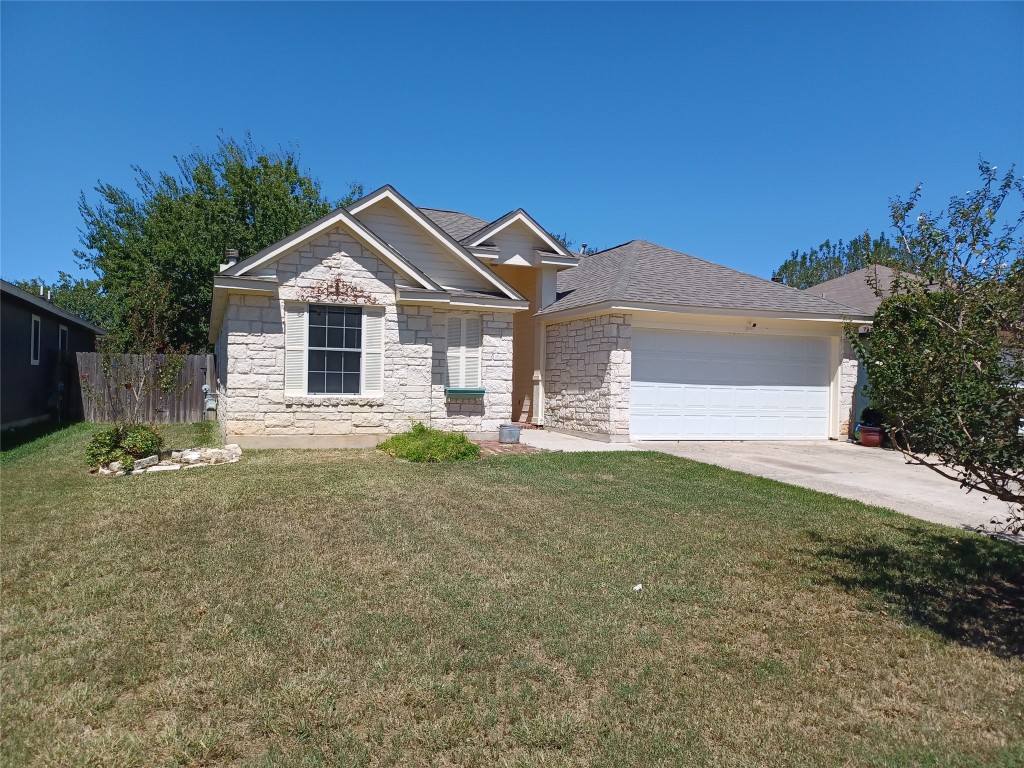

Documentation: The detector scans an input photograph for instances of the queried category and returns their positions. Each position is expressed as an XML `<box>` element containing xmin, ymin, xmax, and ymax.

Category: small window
<box><xmin>30</xmin><ymin>315</ymin><xmax>41</xmax><ymax>365</ymax></box>
<box><xmin>59</xmin><ymin>324</ymin><xmax>69</xmax><ymax>352</ymax></box>
<box><xmin>307</xmin><ymin>305</ymin><xmax>362</xmax><ymax>394</ymax></box>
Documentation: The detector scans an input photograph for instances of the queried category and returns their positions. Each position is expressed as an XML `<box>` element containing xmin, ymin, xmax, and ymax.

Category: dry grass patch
<box><xmin>2</xmin><ymin>425</ymin><xmax>1022</xmax><ymax>766</ymax></box>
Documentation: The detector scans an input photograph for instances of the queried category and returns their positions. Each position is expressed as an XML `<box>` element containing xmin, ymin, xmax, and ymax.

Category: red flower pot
<box><xmin>859</xmin><ymin>425</ymin><xmax>883</xmax><ymax>447</ymax></box>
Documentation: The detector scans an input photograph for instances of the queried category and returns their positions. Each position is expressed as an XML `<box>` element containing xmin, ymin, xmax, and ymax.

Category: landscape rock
<box><xmin>92</xmin><ymin>444</ymin><xmax>242</xmax><ymax>477</ymax></box>
<box><xmin>134</xmin><ymin>455</ymin><xmax>159</xmax><ymax>470</ymax></box>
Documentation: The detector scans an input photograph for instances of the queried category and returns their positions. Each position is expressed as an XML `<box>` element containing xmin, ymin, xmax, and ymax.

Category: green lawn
<box><xmin>2</xmin><ymin>425</ymin><xmax>1022</xmax><ymax>766</ymax></box>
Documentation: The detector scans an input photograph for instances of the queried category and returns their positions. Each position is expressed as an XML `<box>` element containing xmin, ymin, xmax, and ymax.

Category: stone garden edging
<box><xmin>94</xmin><ymin>444</ymin><xmax>243</xmax><ymax>476</ymax></box>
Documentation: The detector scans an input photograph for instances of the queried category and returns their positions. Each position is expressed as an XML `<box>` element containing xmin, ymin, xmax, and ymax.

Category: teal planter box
<box><xmin>444</xmin><ymin>387</ymin><xmax>485</xmax><ymax>399</ymax></box>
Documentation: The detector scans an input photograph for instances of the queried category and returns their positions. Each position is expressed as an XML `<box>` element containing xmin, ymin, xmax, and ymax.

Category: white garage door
<box><xmin>630</xmin><ymin>330</ymin><xmax>831</xmax><ymax>440</ymax></box>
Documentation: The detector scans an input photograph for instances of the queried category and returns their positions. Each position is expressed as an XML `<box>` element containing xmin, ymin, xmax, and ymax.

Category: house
<box><xmin>209</xmin><ymin>185</ymin><xmax>871</xmax><ymax>447</ymax></box>
<box><xmin>0</xmin><ymin>279</ymin><xmax>104</xmax><ymax>430</ymax></box>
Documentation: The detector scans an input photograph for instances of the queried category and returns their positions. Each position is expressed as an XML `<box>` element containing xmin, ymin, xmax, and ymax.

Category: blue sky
<box><xmin>2</xmin><ymin>1</ymin><xmax>1021</xmax><ymax>284</ymax></box>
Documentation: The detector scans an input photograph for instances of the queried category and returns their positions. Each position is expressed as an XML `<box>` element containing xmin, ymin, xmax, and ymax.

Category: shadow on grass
<box><xmin>0</xmin><ymin>420</ymin><xmax>90</xmax><ymax>465</ymax></box>
<box><xmin>812</xmin><ymin>524</ymin><xmax>1024</xmax><ymax>658</ymax></box>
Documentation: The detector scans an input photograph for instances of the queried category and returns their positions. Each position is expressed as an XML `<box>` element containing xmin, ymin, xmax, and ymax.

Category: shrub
<box><xmin>121</xmin><ymin>425</ymin><xmax>163</xmax><ymax>459</ymax></box>
<box><xmin>377</xmin><ymin>423</ymin><xmax>481</xmax><ymax>462</ymax></box>
<box><xmin>86</xmin><ymin>425</ymin><xmax>163</xmax><ymax>471</ymax></box>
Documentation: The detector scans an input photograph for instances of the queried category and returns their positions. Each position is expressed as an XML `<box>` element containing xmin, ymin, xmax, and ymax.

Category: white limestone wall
<box><xmin>218</xmin><ymin>226</ymin><xmax>513</xmax><ymax>439</ymax></box>
<box><xmin>543</xmin><ymin>313</ymin><xmax>632</xmax><ymax>439</ymax></box>
<box><xmin>840</xmin><ymin>336</ymin><xmax>861</xmax><ymax>438</ymax></box>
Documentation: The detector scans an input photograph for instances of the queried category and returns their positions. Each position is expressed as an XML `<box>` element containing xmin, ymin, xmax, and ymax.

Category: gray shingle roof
<box><xmin>804</xmin><ymin>264</ymin><xmax>911</xmax><ymax>314</ymax></box>
<box><xmin>539</xmin><ymin>240</ymin><xmax>869</xmax><ymax>318</ymax></box>
<box><xmin>420</xmin><ymin>208</ymin><xmax>491</xmax><ymax>242</ymax></box>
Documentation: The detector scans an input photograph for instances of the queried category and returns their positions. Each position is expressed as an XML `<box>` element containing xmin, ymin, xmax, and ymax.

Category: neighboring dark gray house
<box><xmin>1</xmin><ymin>279</ymin><xmax>104</xmax><ymax>430</ymax></box>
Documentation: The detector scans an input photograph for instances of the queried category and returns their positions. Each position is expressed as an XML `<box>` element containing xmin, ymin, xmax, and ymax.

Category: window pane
<box><xmin>308</xmin><ymin>371</ymin><xmax>325</xmax><ymax>394</ymax></box>
<box><xmin>325</xmin><ymin>372</ymin><xmax>344</xmax><ymax>393</ymax></box>
<box><xmin>309</xmin><ymin>305</ymin><xmax>328</xmax><ymax>326</ymax></box>
<box><xmin>325</xmin><ymin>350</ymin><xmax>344</xmax><ymax>372</ymax></box>
<box><xmin>308</xmin><ymin>350</ymin><xmax>326</xmax><ymax>373</ymax></box>
<box><xmin>32</xmin><ymin>319</ymin><xmax>40</xmax><ymax>360</ymax></box>
<box><xmin>327</xmin><ymin>327</ymin><xmax>348</xmax><ymax>349</ymax></box>
<box><xmin>309</xmin><ymin>326</ymin><xmax>327</xmax><ymax>348</ymax></box>
<box><xmin>343</xmin><ymin>351</ymin><xmax>361</xmax><ymax>373</ymax></box>
<box><xmin>344</xmin><ymin>328</ymin><xmax>361</xmax><ymax>349</ymax></box>
<box><xmin>342</xmin><ymin>373</ymin><xmax>360</xmax><ymax>394</ymax></box>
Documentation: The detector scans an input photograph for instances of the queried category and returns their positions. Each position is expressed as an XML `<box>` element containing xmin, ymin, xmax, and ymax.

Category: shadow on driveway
<box><xmin>810</xmin><ymin>524</ymin><xmax>1024</xmax><ymax>658</ymax></box>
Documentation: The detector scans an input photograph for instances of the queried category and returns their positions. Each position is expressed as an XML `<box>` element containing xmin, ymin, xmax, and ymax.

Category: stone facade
<box><xmin>216</xmin><ymin>227</ymin><xmax>513</xmax><ymax>440</ymax></box>
<box><xmin>839</xmin><ymin>337</ymin><xmax>861</xmax><ymax>438</ymax></box>
<box><xmin>543</xmin><ymin>314</ymin><xmax>632</xmax><ymax>440</ymax></box>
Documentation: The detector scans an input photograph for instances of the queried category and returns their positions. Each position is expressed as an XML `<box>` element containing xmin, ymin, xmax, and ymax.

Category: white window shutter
<box><xmin>464</xmin><ymin>315</ymin><xmax>482</xmax><ymax>388</ymax></box>
<box><xmin>447</xmin><ymin>315</ymin><xmax>464</xmax><ymax>388</ymax></box>
<box><xmin>362</xmin><ymin>307</ymin><xmax>385</xmax><ymax>394</ymax></box>
<box><xmin>284</xmin><ymin>302</ymin><xmax>307</xmax><ymax>395</ymax></box>
<box><xmin>446</xmin><ymin>314</ymin><xmax>483</xmax><ymax>389</ymax></box>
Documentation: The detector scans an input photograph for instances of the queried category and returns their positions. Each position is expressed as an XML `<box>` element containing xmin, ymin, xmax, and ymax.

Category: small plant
<box><xmin>86</xmin><ymin>425</ymin><xmax>163</xmax><ymax>472</ymax></box>
<box><xmin>859</xmin><ymin>407</ymin><xmax>885</xmax><ymax>428</ymax></box>
<box><xmin>377</xmin><ymin>423</ymin><xmax>481</xmax><ymax>462</ymax></box>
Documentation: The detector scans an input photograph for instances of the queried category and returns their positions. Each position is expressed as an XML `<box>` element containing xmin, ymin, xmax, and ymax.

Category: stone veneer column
<box><xmin>543</xmin><ymin>313</ymin><xmax>632</xmax><ymax>439</ymax></box>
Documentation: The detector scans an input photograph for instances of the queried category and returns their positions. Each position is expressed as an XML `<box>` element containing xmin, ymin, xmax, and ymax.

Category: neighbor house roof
<box><xmin>803</xmin><ymin>264</ymin><xmax>911</xmax><ymax>314</ymax></box>
<box><xmin>0</xmin><ymin>279</ymin><xmax>106</xmax><ymax>334</ymax></box>
<box><xmin>539</xmin><ymin>240</ymin><xmax>870</xmax><ymax>319</ymax></box>
<box><xmin>420</xmin><ymin>208</ymin><xmax>491</xmax><ymax>242</ymax></box>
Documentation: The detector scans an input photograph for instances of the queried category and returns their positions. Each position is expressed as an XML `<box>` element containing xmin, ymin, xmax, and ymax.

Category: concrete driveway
<box><xmin>637</xmin><ymin>439</ymin><xmax>1019</xmax><ymax>538</ymax></box>
<box><xmin>520</xmin><ymin>429</ymin><xmax>1018</xmax><ymax>538</ymax></box>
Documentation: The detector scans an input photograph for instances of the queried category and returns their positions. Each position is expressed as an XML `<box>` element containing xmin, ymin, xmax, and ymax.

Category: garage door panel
<box><xmin>630</xmin><ymin>330</ymin><xmax>831</xmax><ymax>440</ymax></box>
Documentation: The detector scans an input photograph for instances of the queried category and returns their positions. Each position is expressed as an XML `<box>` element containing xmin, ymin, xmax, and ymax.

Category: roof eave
<box><xmin>537</xmin><ymin>299</ymin><xmax>873</xmax><ymax>324</ymax></box>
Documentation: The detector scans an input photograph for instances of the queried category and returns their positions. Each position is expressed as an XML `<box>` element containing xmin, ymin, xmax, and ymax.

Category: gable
<box><xmin>225</xmin><ymin>204</ymin><xmax>438</xmax><ymax>290</ymax></box>
<box><xmin>352</xmin><ymin>197</ymin><xmax>494</xmax><ymax>292</ymax></box>
<box><xmin>488</xmin><ymin>219</ymin><xmax>552</xmax><ymax>267</ymax></box>
<box><xmin>464</xmin><ymin>210</ymin><xmax>573</xmax><ymax>257</ymax></box>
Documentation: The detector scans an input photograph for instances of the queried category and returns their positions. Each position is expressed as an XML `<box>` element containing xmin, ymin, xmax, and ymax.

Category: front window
<box><xmin>59</xmin><ymin>324</ymin><xmax>69</xmax><ymax>351</ymax></box>
<box><xmin>30</xmin><ymin>315</ymin><xmax>41</xmax><ymax>365</ymax></box>
<box><xmin>307</xmin><ymin>305</ymin><xmax>362</xmax><ymax>394</ymax></box>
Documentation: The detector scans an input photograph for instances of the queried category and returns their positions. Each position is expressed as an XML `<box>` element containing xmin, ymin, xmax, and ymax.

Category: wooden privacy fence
<box><xmin>76</xmin><ymin>353</ymin><xmax>215</xmax><ymax>424</ymax></box>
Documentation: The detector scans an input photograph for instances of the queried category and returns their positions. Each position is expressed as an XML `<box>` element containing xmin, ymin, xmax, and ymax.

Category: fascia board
<box><xmin>0</xmin><ymin>280</ymin><xmax>106</xmax><ymax>334</ymax></box>
<box><xmin>536</xmin><ymin>300</ymin><xmax>872</xmax><ymax>324</ymax></box>
<box><xmin>449</xmin><ymin>297</ymin><xmax>530</xmax><ymax>311</ymax></box>
<box><xmin>213</xmin><ymin>276</ymin><xmax>277</xmax><ymax>294</ymax></box>
<box><xmin>535</xmin><ymin>251</ymin><xmax>580</xmax><ymax>268</ymax></box>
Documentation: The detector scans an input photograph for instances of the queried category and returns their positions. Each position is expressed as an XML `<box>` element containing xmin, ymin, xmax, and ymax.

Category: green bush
<box><xmin>121</xmin><ymin>425</ymin><xmax>163</xmax><ymax>459</ymax></box>
<box><xmin>86</xmin><ymin>425</ymin><xmax>163</xmax><ymax>471</ymax></box>
<box><xmin>377</xmin><ymin>423</ymin><xmax>481</xmax><ymax>462</ymax></box>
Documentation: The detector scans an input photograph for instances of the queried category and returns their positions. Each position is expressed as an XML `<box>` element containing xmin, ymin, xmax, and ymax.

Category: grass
<box><xmin>2</xmin><ymin>426</ymin><xmax>1022</xmax><ymax>766</ymax></box>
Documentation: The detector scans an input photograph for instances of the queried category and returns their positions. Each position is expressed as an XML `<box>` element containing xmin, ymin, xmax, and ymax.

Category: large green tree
<box><xmin>14</xmin><ymin>271</ymin><xmax>111</xmax><ymax>329</ymax></box>
<box><xmin>853</xmin><ymin>160</ymin><xmax>1024</xmax><ymax>534</ymax></box>
<box><xmin>773</xmin><ymin>231</ymin><xmax>924</xmax><ymax>289</ymax></box>
<box><xmin>76</xmin><ymin>135</ymin><xmax>362</xmax><ymax>351</ymax></box>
